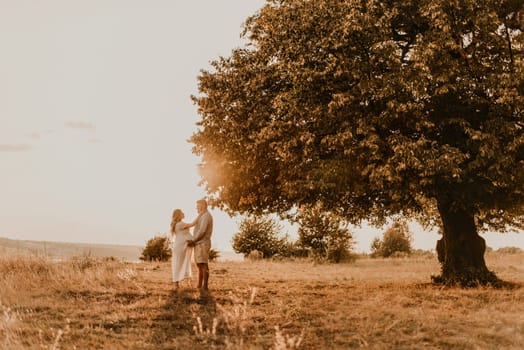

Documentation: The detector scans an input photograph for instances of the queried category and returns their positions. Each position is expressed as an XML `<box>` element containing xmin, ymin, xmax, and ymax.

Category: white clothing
<box><xmin>171</xmin><ymin>221</ymin><xmax>193</xmax><ymax>282</ymax></box>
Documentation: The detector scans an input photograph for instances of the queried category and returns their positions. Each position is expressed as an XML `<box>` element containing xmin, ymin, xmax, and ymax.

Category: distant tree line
<box><xmin>140</xmin><ymin>225</ymin><xmax>521</xmax><ymax>263</ymax></box>
<box><xmin>232</xmin><ymin>208</ymin><xmax>416</xmax><ymax>262</ymax></box>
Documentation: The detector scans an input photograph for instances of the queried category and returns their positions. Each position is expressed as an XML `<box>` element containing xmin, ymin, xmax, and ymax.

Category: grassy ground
<box><xmin>1</xmin><ymin>252</ymin><xmax>523</xmax><ymax>349</ymax></box>
<box><xmin>0</xmin><ymin>237</ymin><xmax>142</xmax><ymax>262</ymax></box>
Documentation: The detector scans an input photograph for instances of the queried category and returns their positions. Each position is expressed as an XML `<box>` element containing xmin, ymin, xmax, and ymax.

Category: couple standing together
<box><xmin>170</xmin><ymin>199</ymin><xmax>213</xmax><ymax>290</ymax></box>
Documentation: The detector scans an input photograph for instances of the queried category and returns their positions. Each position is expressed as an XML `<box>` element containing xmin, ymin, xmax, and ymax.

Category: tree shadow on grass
<box><xmin>149</xmin><ymin>288</ymin><xmax>218</xmax><ymax>348</ymax></box>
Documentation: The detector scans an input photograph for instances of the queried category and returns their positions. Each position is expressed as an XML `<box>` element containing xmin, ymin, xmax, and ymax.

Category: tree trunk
<box><xmin>433</xmin><ymin>202</ymin><xmax>499</xmax><ymax>287</ymax></box>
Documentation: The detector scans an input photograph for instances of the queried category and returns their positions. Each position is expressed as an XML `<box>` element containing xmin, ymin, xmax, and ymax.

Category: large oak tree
<box><xmin>191</xmin><ymin>0</ymin><xmax>524</xmax><ymax>286</ymax></box>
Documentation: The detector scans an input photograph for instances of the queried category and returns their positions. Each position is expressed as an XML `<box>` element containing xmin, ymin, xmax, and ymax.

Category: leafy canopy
<box><xmin>191</xmin><ymin>0</ymin><xmax>524</xmax><ymax>231</ymax></box>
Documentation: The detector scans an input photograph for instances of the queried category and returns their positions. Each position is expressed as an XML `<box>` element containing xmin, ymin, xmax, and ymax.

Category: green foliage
<box><xmin>140</xmin><ymin>235</ymin><xmax>172</xmax><ymax>262</ymax></box>
<box><xmin>209</xmin><ymin>248</ymin><xmax>220</xmax><ymax>262</ymax></box>
<box><xmin>191</xmin><ymin>0</ymin><xmax>524</xmax><ymax>282</ymax></box>
<box><xmin>297</xmin><ymin>204</ymin><xmax>354</xmax><ymax>263</ymax></box>
<box><xmin>232</xmin><ymin>216</ymin><xmax>287</xmax><ymax>258</ymax></box>
<box><xmin>191</xmin><ymin>0</ymin><xmax>524</xmax><ymax>233</ymax></box>
<box><xmin>371</xmin><ymin>222</ymin><xmax>413</xmax><ymax>258</ymax></box>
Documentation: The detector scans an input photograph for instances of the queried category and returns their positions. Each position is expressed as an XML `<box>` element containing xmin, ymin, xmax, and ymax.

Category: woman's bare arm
<box><xmin>182</xmin><ymin>212</ymin><xmax>203</xmax><ymax>229</ymax></box>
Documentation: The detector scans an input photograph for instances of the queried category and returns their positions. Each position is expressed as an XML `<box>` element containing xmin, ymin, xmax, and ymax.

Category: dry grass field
<box><xmin>1</xmin><ymin>252</ymin><xmax>523</xmax><ymax>349</ymax></box>
<box><xmin>0</xmin><ymin>237</ymin><xmax>142</xmax><ymax>262</ymax></box>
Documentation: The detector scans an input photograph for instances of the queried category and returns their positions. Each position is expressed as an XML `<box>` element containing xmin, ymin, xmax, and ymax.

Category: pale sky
<box><xmin>1</xmin><ymin>0</ymin><xmax>522</xmax><ymax>253</ymax></box>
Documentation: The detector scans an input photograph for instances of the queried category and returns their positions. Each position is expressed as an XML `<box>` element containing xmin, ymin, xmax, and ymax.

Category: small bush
<box><xmin>297</xmin><ymin>205</ymin><xmax>354</xmax><ymax>263</ymax></box>
<box><xmin>371</xmin><ymin>221</ymin><xmax>413</xmax><ymax>258</ymax></box>
<box><xmin>411</xmin><ymin>249</ymin><xmax>435</xmax><ymax>259</ymax></box>
<box><xmin>495</xmin><ymin>246</ymin><xmax>523</xmax><ymax>254</ymax></box>
<box><xmin>247</xmin><ymin>250</ymin><xmax>264</xmax><ymax>260</ymax></box>
<box><xmin>140</xmin><ymin>235</ymin><xmax>171</xmax><ymax>262</ymax></box>
<box><xmin>209</xmin><ymin>248</ymin><xmax>220</xmax><ymax>262</ymax></box>
<box><xmin>70</xmin><ymin>253</ymin><xmax>99</xmax><ymax>270</ymax></box>
<box><xmin>285</xmin><ymin>241</ymin><xmax>309</xmax><ymax>258</ymax></box>
<box><xmin>232</xmin><ymin>216</ymin><xmax>288</xmax><ymax>258</ymax></box>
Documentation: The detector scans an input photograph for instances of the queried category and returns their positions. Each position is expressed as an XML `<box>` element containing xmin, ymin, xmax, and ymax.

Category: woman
<box><xmin>170</xmin><ymin>209</ymin><xmax>200</xmax><ymax>289</ymax></box>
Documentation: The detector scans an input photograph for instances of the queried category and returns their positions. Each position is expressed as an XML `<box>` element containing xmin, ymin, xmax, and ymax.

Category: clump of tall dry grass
<box><xmin>189</xmin><ymin>286</ymin><xmax>304</xmax><ymax>349</ymax></box>
<box><xmin>0</xmin><ymin>254</ymin><xmax>140</xmax><ymax>349</ymax></box>
<box><xmin>160</xmin><ymin>284</ymin><xmax>302</xmax><ymax>349</ymax></box>
<box><xmin>0</xmin><ymin>254</ymin><xmax>135</xmax><ymax>303</ymax></box>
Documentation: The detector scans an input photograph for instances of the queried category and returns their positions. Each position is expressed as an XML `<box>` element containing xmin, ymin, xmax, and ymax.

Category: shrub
<box><xmin>247</xmin><ymin>250</ymin><xmax>264</xmax><ymax>260</ymax></box>
<box><xmin>495</xmin><ymin>246</ymin><xmax>523</xmax><ymax>254</ymax></box>
<box><xmin>140</xmin><ymin>235</ymin><xmax>171</xmax><ymax>262</ymax></box>
<box><xmin>411</xmin><ymin>249</ymin><xmax>436</xmax><ymax>259</ymax></box>
<box><xmin>297</xmin><ymin>205</ymin><xmax>354</xmax><ymax>263</ymax></box>
<box><xmin>232</xmin><ymin>216</ymin><xmax>288</xmax><ymax>258</ymax></box>
<box><xmin>371</xmin><ymin>221</ymin><xmax>413</xmax><ymax>258</ymax></box>
<box><xmin>285</xmin><ymin>241</ymin><xmax>309</xmax><ymax>259</ymax></box>
<box><xmin>209</xmin><ymin>248</ymin><xmax>220</xmax><ymax>262</ymax></box>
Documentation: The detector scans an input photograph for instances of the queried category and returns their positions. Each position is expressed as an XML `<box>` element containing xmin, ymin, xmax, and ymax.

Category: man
<box><xmin>187</xmin><ymin>199</ymin><xmax>213</xmax><ymax>290</ymax></box>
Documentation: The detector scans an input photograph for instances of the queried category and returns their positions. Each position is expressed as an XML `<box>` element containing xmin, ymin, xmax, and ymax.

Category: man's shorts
<box><xmin>194</xmin><ymin>241</ymin><xmax>211</xmax><ymax>264</ymax></box>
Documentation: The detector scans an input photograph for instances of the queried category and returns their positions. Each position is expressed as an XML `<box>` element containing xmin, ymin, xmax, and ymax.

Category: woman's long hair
<box><xmin>171</xmin><ymin>209</ymin><xmax>183</xmax><ymax>233</ymax></box>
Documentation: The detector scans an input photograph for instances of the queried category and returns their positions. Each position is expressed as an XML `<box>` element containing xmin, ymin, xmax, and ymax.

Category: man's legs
<box><xmin>197</xmin><ymin>264</ymin><xmax>203</xmax><ymax>288</ymax></box>
<box><xmin>202</xmin><ymin>263</ymin><xmax>209</xmax><ymax>290</ymax></box>
<box><xmin>197</xmin><ymin>263</ymin><xmax>209</xmax><ymax>289</ymax></box>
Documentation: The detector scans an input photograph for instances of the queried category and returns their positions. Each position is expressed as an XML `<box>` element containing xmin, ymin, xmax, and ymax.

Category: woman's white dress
<box><xmin>171</xmin><ymin>221</ymin><xmax>193</xmax><ymax>282</ymax></box>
